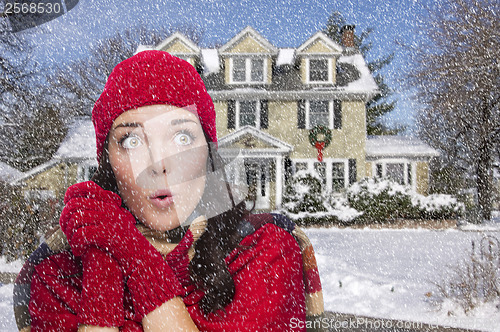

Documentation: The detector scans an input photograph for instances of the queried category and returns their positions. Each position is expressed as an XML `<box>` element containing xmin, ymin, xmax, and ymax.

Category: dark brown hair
<box><xmin>91</xmin><ymin>132</ymin><xmax>252</xmax><ymax>314</ymax></box>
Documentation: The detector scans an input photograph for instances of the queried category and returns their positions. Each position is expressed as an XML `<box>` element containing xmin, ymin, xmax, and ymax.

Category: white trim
<box><xmin>219</xmin><ymin>126</ymin><xmax>293</xmax><ymax>152</ymax></box>
<box><xmin>275</xmin><ymin>155</ymin><xmax>283</xmax><ymax>208</ymax></box>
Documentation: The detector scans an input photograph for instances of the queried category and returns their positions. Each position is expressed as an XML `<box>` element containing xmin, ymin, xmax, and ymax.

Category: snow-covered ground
<box><xmin>305</xmin><ymin>225</ymin><xmax>500</xmax><ymax>332</ymax></box>
<box><xmin>0</xmin><ymin>224</ymin><xmax>499</xmax><ymax>331</ymax></box>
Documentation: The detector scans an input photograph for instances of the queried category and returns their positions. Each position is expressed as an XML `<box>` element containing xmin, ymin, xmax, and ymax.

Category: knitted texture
<box><xmin>92</xmin><ymin>50</ymin><xmax>217</xmax><ymax>161</ymax></box>
<box><xmin>59</xmin><ymin>181</ymin><xmax>185</xmax><ymax>321</ymax></box>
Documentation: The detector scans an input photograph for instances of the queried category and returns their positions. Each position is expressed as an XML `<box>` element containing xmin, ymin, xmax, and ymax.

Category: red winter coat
<box><xmin>29</xmin><ymin>222</ymin><xmax>306</xmax><ymax>331</ymax></box>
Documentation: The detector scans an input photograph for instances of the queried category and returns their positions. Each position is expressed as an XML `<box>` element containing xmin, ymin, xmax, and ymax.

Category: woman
<box><xmin>14</xmin><ymin>51</ymin><xmax>323</xmax><ymax>331</ymax></box>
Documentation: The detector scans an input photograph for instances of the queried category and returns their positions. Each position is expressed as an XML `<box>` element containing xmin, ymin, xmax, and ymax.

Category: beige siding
<box><xmin>226</xmin><ymin>35</ymin><xmax>269</xmax><ymax>53</ymax></box>
<box><xmin>300</xmin><ymin>58</ymin><xmax>307</xmax><ymax>84</ymax></box>
<box><xmin>416</xmin><ymin>162</ymin><xmax>429</xmax><ymax>195</ymax></box>
<box><xmin>23</xmin><ymin>163</ymin><xmax>78</xmax><ymax>199</ymax></box>
<box><xmin>160</xmin><ymin>40</ymin><xmax>194</xmax><ymax>54</ymax></box>
<box><xmin>365</xmin><ymin>161</ymin><xmax>373</xmax><ymax>178</ymax></box>
<box><xmin>267</xmin><ymin>101</ymin><xmax>366</xmax><ymax>181</ymax></box>
<box><xmin>224</xmin><ymin>58</ymin><xmax>231</xmax><ymax>84</ymax></box>
<box><xmin>214</xmin><ymin>101</ymin><xmax>229</xmax><ymax>139</ymax></box>
<box><xmin>266</xmin><ymin>57</ymin><xmax>272</xmax><ymax>84</ymax></box>
<box><xmin>302</xmin><ymin>40</ymin><xmax>334</xmax><ymax>54</ymax></box>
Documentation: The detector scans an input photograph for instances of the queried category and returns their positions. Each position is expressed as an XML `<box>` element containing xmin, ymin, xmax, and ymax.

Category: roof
<box><xmin>0</xmin><ymin>161</ymin><xmax>23</xmax><ymax>183</ymax></box>
<box><xmin>337</xmin><ymin>54</ymin><xmax>378</xmax><ymax>93</ymax></box>
<box><xmin>201</xmin><ymin>48</ymin><xmax>220</xmax><ymax>75</ymax></box>
<box><xmin>366</xmin><ymin>136</ymin><xmax>440</xmax><ymax>159</ymax></box>
<box><xmin>55</xmin><ymin>117</ymin><xmax>96</xmax><ymax>160</ymax></box>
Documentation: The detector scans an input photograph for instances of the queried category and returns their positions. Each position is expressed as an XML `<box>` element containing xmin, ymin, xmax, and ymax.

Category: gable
<box><xmin>225</xmin><ymin>133</ymin><xmax>276</xmax><ymax>149</ymax></box>
<box><xmin>297</xmin><ymin>32</ymin><xmax>342</xmax><ymax>55</ymax></box>
<box><xmin>219</xmin><ymin>126</ymin><xmax>293</xmax><ymax>153</ymax></box>
<box><xmin>220</xmin><ymin>26</ymin><xmax>277</xmax><ymax>55</ymax></box>
<box><xmin>225</xmin><ymin>34</ymin><xmax>270</xmax><ymax>54</ymax></box>
<box><xmin>302</xmin><ymin>39</ymin><xmax>337</xmax><ymax>54</ymax></box>
<box><xmin>160</xmin><ymin>39</ymin><xmax>196</xmax><ymax>54</ymax></box>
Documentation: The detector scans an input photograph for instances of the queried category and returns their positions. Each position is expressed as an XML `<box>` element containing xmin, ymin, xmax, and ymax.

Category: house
<box><xmin>14</xmin><ymin>26</ymin><xmax>439</xmax><ymax>212</ymax></box>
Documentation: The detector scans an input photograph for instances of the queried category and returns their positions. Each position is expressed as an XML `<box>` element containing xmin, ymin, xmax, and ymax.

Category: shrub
<box><xmin>430</xmin><ymin>235</ymin><xmax>500</xmax><ymax>314</ymax></box>
<box><xmin>281</xmin><ymin>170</ymin><xmax>360</xmax><ymax>226</ymax></box>
<box><xmin>347</xmin><ymin>177</ymin><xmax>464</xmax><ymax>224</ymax></box>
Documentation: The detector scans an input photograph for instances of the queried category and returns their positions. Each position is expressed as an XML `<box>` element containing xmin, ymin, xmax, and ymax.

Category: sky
<box><xmin>10</xmin><ymin>0</ymin><xmax>435</xmax><ymax>133</ymax></box>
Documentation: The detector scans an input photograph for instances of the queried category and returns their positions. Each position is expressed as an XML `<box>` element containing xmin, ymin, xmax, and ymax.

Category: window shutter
<box><xmin>348</xmin><ymin>159</ymin><xmax>357</xmax><ymax>185</ymax></box>
<box><xmin>334</xmin><ymin>100</ymin><xmax>342</xmax><ymax>129</ymax></box>
<box><xmin>260</xmin><ymin>100</ymin><xmax>268</xmax><ymax>129</ymax></box>
<box><xmin>297</xmin><ymin>100</ymin><xmax>305</xmax><ymax>129</ymax></box>
<box><xmin>227</xmin><ymin>100</ymin><xmax>236</xmax><ymax>129</ymax></box>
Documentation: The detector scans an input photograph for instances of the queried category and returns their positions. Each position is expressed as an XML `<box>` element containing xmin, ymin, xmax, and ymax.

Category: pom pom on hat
<box><xmin>92</xmin><ymin>50</ymin><xmax>217</xmax><ymax>161</ymax></box>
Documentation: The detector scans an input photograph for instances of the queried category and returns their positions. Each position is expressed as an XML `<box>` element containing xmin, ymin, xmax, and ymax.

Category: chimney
<box><xmin>341</xmin><ymin>25</ymin><xmax>355</xmax><ymax>48</ymax></box>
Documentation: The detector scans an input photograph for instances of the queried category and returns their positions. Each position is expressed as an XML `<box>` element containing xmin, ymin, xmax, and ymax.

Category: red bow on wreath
<box><xmin>309</xmin><ymin>125</ymin><xmax>332</xmax><ymax>162</ymax></box>
<box><xmin>315</xmin><ymin>141</ymin><xmax>326</xmax><ymax>162</ymax></box>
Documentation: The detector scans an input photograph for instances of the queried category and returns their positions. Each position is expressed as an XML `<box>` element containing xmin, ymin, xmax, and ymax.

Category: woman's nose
<box><xmin>148</xmin><ymin>142</ymin><xmax>170</xmax><ymax>176</ymax></box>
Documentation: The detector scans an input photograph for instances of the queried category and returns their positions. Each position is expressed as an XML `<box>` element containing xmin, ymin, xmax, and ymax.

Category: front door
<box><xmin>244</xmin><ymin>160</ymin><xmax>270</xmax><ymax>210</ymax></box>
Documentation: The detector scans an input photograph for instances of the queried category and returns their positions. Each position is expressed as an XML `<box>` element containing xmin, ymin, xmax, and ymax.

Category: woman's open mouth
<box><xmin>148</xmin><ymin>190</ymin><xmax>174</xmax><ymax>209</ymax></box>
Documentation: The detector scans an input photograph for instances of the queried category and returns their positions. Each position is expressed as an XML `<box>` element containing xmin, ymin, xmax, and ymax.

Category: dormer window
<box><xmin>309</xmin><ymin>59</ymin><xmax>328</xmax><ymax>82</ymax></box>
<box><xmin>231</xmin><ymin>58</ymin><xmax>266</xmax><ymax>84</ymax></box>
<box><xmin>306</xmin><ymin>58</ymin><xmax>332</xmax><ymax>84</ymax></box>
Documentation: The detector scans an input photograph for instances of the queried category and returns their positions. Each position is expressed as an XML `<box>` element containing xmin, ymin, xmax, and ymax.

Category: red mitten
<box><xmin>79</xmin><ymin>248</ymin><xmax>124</xmax><ymax>327</ymax></box>
<box><xmin>60</xmin><ymin>181</ymin><xmax>185</xmax><ymax>320</ymax></box>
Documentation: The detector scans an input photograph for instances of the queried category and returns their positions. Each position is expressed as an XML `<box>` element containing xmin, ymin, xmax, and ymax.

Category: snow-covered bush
<box><xmin>347</xmin><ymin>177</ymin><xmax>464</xmax><ymax>224</ymax></box>
<box><xmin>281</xmin><ymin>169</ymin><xmax>360</xmax><ymax>226</ymax></box>
<box><xmin>430</xmin><ymin>235</ymin><xmax>500</xmax><ymax>314</ymax></box>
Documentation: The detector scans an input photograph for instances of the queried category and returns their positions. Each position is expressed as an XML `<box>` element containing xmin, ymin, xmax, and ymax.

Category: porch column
<box><xmin>275</xmin><ymin>155</ymin><xmax>283</xmax><ymax>208</ymax></box>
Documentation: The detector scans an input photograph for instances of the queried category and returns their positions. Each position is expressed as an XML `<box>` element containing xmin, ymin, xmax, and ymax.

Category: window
<box><xmin>233</xmin><ymin>58</ymin><xmax>246</xmax><ymax>82</ymax></box>
<box><xmin>332</xmin><ymin>162</ymin><xmax>345</xmax><ymax>192</ymax></box>
<box><xmin>228</xmin><ymin>100</ymin><xmax>269</xmax><ymax>129</ymax></box>
<box><xmin>309</xmin><ymin>59</ymin><xmax>329</xmax><ymax>82</ymax></box>
<box><xmin>231</xmin><ymin>58</ymin><xmax>266</xmax><ymax>83</ymax></box>
<box><xmin>374</xmin><ymin>161</ymin><xmax>414</xmax><ymax>187</ymax></box>
<box><xmin>251</xmin><ymin>59</ymin><xmax>264</xmax><ymax>81</ymax></box>
<box><xmin>314</xmin><ymin>162</ymin><xmax>327</xmax><ymax>186</ymax></box>
<box><xmin>298</xmin><ymin>100</ymin><xmax>341</xmax><ymax>130</ymax></box>
<box><xmin>309</xmin><ymin>101</ymin><xmax>330</xmax><ymax>128</ymax></box>
<box><xmin>239</xmin><ymin>101</ymin><xmax>257</xmax><ymax>127</ymax></box>
<box><xmin>386</xmin><ymin>163</ymin><xmax>405</xmax><ymax>185</ymax></box>
<box><xmin>77</xmin><ymin>163</ymin><xmax>97</xmax><ymax>182</ymax></box>
<box><xmin>294</xmin><ymin>162</ymin><xmax>308</xmax><ymax>172</ymax></box>
<box><xmin>293</xmin><ymin>160</ymin><xmax>348</xmax><ymax>192</ymax></box>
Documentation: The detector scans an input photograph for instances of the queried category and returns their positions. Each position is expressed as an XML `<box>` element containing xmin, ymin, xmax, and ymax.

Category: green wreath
<box><xmin>309</xmin><ymin>125</ymin><xmax>332</xmax><ymax>148</ymax></box>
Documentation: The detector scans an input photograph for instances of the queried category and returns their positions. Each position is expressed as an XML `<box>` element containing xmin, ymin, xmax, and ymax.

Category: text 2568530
<box><xmin>4</xmin><ymin>1</ymin><xmax>62</xmax><ymax>15</ymax></box>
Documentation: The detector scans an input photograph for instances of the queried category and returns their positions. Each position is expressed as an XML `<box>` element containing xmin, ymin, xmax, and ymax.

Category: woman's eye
<box><xmin>121</xmin><ymin>135</ymin><xmax>143</xmax><ymax>149</ymax></box>
<box><xmin>174</xmin><ymin>132</ymin><xmax>193</xmax><ymax>146</ymax></box>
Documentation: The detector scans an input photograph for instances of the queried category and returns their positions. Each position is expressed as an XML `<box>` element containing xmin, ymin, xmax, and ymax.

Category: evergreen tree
<box><xmin>323</xmin><ymin>11</ymin><xmax>403</xmax><ymax>135</ymax></box>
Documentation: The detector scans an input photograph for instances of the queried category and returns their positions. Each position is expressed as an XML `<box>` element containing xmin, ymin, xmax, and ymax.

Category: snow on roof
<box><xmin>338</xmin><ymin>54</ymin><xmax>378</xmax><ymax>93</ymax></box>
<box><xmin>276</xmin><ymin>48</ymin><xmax>295</xmax><ymax>66</ymax></box>
<box><xmin>0</xmin><ymin>161</ymin><xmax>23</xmax><ymax>183</ymax></box>
<box><xmin>55</xmin><ymin>117</ymin><xmax>96</xmax><ymax>160</ymax></box>
<box><xmin>366</xmin><ymin>136</ymin><xmax>440</xmax><ymax>158</ymax></box>
<box><xmin>201</xmin><ymin>48</ymin><xmax>220</xmax><ymax>75</ymax></box>
<box><xmin>134</xmin><ymin>44</ymin><xmax>154</xmax><ymax>55</ymax></box>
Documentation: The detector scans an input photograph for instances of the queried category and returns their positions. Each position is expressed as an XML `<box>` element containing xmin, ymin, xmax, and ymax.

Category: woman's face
<box><xmin>108</xmin><ymin>104</ymin><xmax>208</xmax><ymax>232</ymax></box>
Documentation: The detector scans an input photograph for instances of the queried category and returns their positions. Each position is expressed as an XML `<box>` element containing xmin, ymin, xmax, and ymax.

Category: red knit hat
<box><xmin>92</xmin><ymin>50</ymin><xmax>217</xmax><ymax>161</ymax></box>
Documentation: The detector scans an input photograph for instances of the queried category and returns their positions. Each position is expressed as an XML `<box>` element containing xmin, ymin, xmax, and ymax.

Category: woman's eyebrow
<box><xmin>171</xmin><ymin>119</ymin><xmax>198</xmax><ymax>126</ymax></box>
<box><xmin>113</xmin><ymin>122</ymin><xmax>144</xmax><ymax>129</ymax></box>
